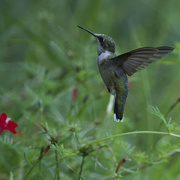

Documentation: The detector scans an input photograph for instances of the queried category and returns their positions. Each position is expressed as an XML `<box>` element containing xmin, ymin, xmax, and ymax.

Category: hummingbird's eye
<box><xmin>99</xmin><ymin>37</ymin><xmax>103</xmax><ymax>42</ymax></box>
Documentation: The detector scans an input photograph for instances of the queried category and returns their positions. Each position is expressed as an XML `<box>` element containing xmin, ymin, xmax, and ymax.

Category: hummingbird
<box><xmin>78</xmin><ymin>25</ymin><xmax>174</xmax><ymax>122</ymax></box>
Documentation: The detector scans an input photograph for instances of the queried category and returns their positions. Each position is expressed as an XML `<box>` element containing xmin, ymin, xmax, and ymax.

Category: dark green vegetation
<box><xmin>0</xmin><ymin>0</ymin><xmax>180</xmax><ymax>179</ymax></box>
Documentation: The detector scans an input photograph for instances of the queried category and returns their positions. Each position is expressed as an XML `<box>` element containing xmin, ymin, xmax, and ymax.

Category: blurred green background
<box><xmin>0</xmin><ymin>0</ymin><xmax>180</xmax><ymax>179</ymax></box>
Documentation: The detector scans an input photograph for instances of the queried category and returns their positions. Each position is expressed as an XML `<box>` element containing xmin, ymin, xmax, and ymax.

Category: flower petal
<box><xmin>0</xmin><ymin>113</ymin><xmax>18</xmax><ymax>134</ymax></box>
<box><xmin>0</xmin><ymin>113</ymin><xmax>7</xmax><ymax>122</ymax></box>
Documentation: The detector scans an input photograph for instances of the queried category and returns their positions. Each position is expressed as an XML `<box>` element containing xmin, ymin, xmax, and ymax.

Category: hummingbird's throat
<box><xmin>98</xmin><ymin>51</ymin><xmax>112</xmax><ymax>64</ymax></box>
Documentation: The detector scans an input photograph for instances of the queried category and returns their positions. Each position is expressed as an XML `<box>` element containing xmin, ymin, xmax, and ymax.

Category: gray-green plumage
<box><xmin>78</xmin><ymin>25</ymin><xmax>174</xmax><ymax>122</ymax></box>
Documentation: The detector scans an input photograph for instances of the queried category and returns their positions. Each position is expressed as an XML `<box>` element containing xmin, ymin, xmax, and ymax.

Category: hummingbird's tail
<box><xmin>114</xmin><ymin>96</ymin><xmax>124</xmax><ymax>122</ymax></box>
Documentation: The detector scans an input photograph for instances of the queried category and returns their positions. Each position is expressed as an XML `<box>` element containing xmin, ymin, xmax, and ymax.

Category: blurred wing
<box><xmin>111</xmin><ymin>46</ymin><xmax>174</xmax><ymax>76</ymax></box>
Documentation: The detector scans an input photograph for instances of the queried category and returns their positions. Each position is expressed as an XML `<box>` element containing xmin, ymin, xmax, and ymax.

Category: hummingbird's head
<box><xmin>95</xmin><ymin>34</ymin><xmax>115</xmax><ymax>55</ymax></box>
<box><xmin>78</xmin><ymin>25</ymin><xmax>115</xmax><ymax>55</ymax></box>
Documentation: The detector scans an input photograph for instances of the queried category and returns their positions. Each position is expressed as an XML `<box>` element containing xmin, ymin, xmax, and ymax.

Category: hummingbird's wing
<box><xmin>111</xmin><ymin>46</ymin><xmax>174</xmax><ymax>76</ymax></box>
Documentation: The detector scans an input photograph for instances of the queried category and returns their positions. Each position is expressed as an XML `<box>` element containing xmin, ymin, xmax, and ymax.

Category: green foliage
<box><xmin>0</xmin><ymin>0</ymin><xmax>180</xmax><ymax>180</ymax></box>
<box><xmin>147</xmin><ymin>105</ymin><xmax>167</xmax><ymax>125</ymax></box>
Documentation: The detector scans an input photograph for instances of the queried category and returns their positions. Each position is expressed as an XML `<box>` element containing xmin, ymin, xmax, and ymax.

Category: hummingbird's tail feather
<box><xmin>114</xmin><ymin>96</ymin><xmax>124</xmax><ymax>122</ymax></box>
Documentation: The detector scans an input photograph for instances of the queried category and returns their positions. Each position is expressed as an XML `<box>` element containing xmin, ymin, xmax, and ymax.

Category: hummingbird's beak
<box><xmin>77</xmin><ymin>25</ymin><xmax>97</xmax><ymax>37</ymax></box>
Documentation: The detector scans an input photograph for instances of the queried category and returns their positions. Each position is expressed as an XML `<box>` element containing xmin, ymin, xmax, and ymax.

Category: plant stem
<box><xmin>77</xmin><ymin>131</ymin><xmax>180</xmax><ymax>150</ymax></box>
<box><xmin>78</xmin><ymin>156</ymin><xmax>85</xmax><ymax>180</ymax></box>
<box><xmin>55</xmin><ymin>149</ymin><xmax>60</xmax><ymax>180</ymax></box>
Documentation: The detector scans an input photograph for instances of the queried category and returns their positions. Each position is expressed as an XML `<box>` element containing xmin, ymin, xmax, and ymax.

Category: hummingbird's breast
<box><xmin>98</xmin><ymin>51</ymin><xmax>116</xmax><ymax>94</ymax></box>
<box><xmin>97</xmin><ymin>51</ymin><xmax>129</xmax><ymax>96</ymax></box>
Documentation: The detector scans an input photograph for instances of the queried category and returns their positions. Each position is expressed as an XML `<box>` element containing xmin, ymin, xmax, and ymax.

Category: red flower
<box><xmin>72</xmin><ymin>88</ymin><xmax>79</xmax><ymax>102</ymax></box>
<box><xmin>0</xmin><ymin>113</ymin><xmax>18</xmax><ymax>135</ymax></box>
